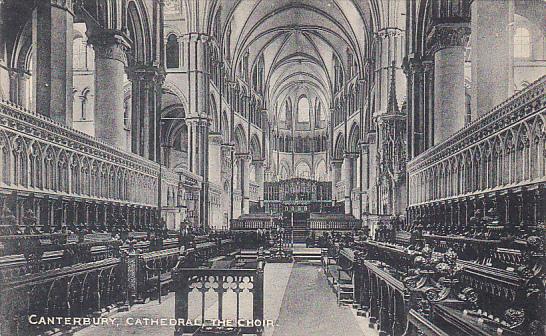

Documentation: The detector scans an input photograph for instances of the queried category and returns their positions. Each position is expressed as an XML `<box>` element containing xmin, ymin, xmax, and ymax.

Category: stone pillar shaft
<box><xmin>254</xmin><ymin>160</ymin><xmax>264</xmax><ymax>200</ymax></box>
<box><xmin>128</xmin><ymin>65</ymin><xmax>164</xmax><ymax>160</ymax></box>
<box><xmin>404</xmin><ymin>57</ymin><xmax>424</xmax><ymax>158</ymax></box>
<box><xmin>360</xmin><ymin>144</ymin><xmax>370</xmax><ymax>215</ymax></box>
<box><xmin>236</xmin><ymin>153</ymin><xmax>252</xmax><ymax>215</ymax></box>
<box><xmin>32</xmin><ymin>0</ymin><xmax>73</xmax><ymax>124</ymax></box>
<box><xmin>331</xmin><ymin>161</ymin><xmax>342</xmax><ymax>202</ymax></box>
<box><xmin>208</xmin><ymin>133</ymin><xmax>223</xmax><ymax>185</ymax></box>
<box><xmin>375</xmin><ymin>28</ymin><xmax>405</xmax><ymax>114</ymax></box>
<box><xmin>343</xmin><ymin>153</ymin><xmax>357</xmax><ymax>214</ymax></box>
<box><xmin>90</xmin><ymin>32</ymin><xmax>130</xmax><ymax>149</ymax></box>
<box><xmin>471</xmin><ymin>0</ymin><xmax>513</xmax><ymax>118</ymax></box>
<box><xmin>428</xmin><ymin>24</ymin><xmax>470</xmax><ymax>144</ymax></box>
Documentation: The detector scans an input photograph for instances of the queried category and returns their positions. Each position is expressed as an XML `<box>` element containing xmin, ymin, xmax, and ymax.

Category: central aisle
<box><xmin>74</xmin><ymin>261</ymin><xmax>369</xmax><ymax>336</ymax></box>
<box><xmin>271</xmin><ymin>263</ymin><xmax>365</xmax><ymax>336</ymax></box>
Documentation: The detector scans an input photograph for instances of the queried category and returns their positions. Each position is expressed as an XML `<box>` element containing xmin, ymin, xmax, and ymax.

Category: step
<box><xmin>338</xmin><ymin>292</ymin><xmax>353</xmax><ymax>301</ymax></box>
<box><xmin>338</xmin><ymin>284</ymin><xmax>354</xmax><ymax>292</ymax></box>
<box><xmin>338</xmin><ymin>298</ymin><xmax>353</xmax><ymax>306</ymax></box>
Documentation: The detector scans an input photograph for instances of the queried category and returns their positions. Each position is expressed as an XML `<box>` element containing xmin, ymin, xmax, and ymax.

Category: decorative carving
<box><xmin>407</xmin><ymin>73</ymin><xmax>545</xmax><ymax>175</ymax></box>
<box><xmin>0</xmin><ymin>102</ymin><xmax>180</xmax><ymax>208</ymax></box>
<box><xmin>375</xmin><ymin>27</ymin><xmax>403</xmax><ymax>40</ymax></box>
<box><xmin>88</xmin><ymin>31</ymin><xmax>131</xmax><ymax>65</ymax></box>
<box><xmin>127</xmin><ymin>64</ymin><xmax>165</xmax><ymax>85</ymax></box>
<box><xmin>50</xmin><ymin>0</ymin><xmax>75</xmax><ymax>13</ymax></box>
<box><xmin>504</xmin><ymin>308</ymin><xmax>526</xmax><ymax>329</ymax></box>
<box><xmin>426</xmin><ymin>24</ymin><xmax>471</xmax><ymax>55</ymax></box>
<box><xmin>457</xmin><ymin>287</ymin><xmax>478</xmax><ymax>309</ymax></box>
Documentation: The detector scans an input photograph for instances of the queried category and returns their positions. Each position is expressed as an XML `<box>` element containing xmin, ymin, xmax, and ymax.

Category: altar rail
<box><xmin>407</xmin><ymin>75</ymin><xmax>545</xmax><ymax>207</ymax></box>
<box><xmin>308</xmin><ymin>214</ymin><xmax>362</xmax><ymax>230</ymax></box>
<box><xmin>230</xmin><ymin>214</ymin><xmax>281</xmax><ymax>230</ymax></box>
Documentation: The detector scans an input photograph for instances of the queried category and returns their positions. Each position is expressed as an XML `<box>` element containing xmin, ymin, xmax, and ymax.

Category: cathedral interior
<box><xmin>0</xmin><ymin>0</ymin><xmax>545</xmax><ymax>335</ymax></box>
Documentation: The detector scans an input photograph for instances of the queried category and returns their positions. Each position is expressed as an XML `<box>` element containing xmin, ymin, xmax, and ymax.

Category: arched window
<box><xmin>297</xmin><ymin>96</ymin><xmax>310</xmax><ymax>122</ymax></box>
<box><xmin>123</xmin><ymin>96</ymin><xmax>131</xmax><ymax>128</ymax></box>
<box><xmin>514</xmin><ymin>27</ymin><xmax>531</xmax><ymax>58</ymax></box>
<box><xmin>80</xmin><ymin>89</ymin><xmax>89</xmax><ymax>120</ymax></box>
<box><xmin>166</xmin><ymin>34</ymin><xmax>180</xmax><ymax>68</ymax></box>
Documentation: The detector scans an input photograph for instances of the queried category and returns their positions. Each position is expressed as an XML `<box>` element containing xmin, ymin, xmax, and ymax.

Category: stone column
<box><xmin>32</xmin><ymin>0</ymin><xmax>73</xmax><ymax>124</ymax></box>
<box><xmin>9</xmin><ymin>71</ymin><xmax>31</xmax><ymax>109</ymax></box>
<box><xmin>128</xmin><ymin>65</ymin><xmax>164</xmax><ymax>159</ymax></box>
<box><xmin>187</xmin><ymin>118</ymin><xmax>210</xmax><ymax>178</ymax></box>
<box><xmin>208</xmin><ymin>133</ymin><xmax>223</xmax><ymax>186</ymax></box>
<box><xmin>428</xmin><ymin>24</ymin><xmax>470</xmax><ymax>144</ymax></box>
<box><xmin>360</xmin><ymin>143</ymin><xmax>370</xmax><ymax>215</ymax></box>
<box><xmin>253</xmin><ymin>159</ymin><xmax>265</xmax><ymax>200</ymax></box>
<box><xmin>183</xmin><ymin>33</ymin><xmax>212</xmax><ymax>229</ymax></box>
<box><xmin>471</xmin><ymin>0</ymin><xmax>513</xmax><ymax>118</ymax></box>
<box><xmin>375</xmin><ymin>28</ymin><xmax>405</xmax><ymax>115</ymax></box>
<box><xmin>331</xmin><ymin>160</ymin><xmax>342</xmax><ymax>202</ymax></box>
<box><xmin>236</xmin><ymin>153</ymin><xmax>251</xmax><ymax>215</ymax></box>
<box><xmin>422</xmin><ymin>60</ymin><xmax>435</xmax><ymax>148</ymax></box>
<box><xmin>342</xmin><ymin>153</ymin><xmax>355</xmax><ymax>214</ymax></box>
<box><xmin>88</xmin><ymin>31</ymin><xmax>130</xmax><ymax>149</ymax></box>
<box><xmin>404</xmin><ymin>56</ymin><xmax>424</xmax><ymax>158</ymax></box>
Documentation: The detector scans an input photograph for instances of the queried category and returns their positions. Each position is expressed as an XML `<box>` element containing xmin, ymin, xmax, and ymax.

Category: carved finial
<box><xmin>387</xmin><ymin>61</ymin><xmax>400</xmax><ymax>115</ymax></box>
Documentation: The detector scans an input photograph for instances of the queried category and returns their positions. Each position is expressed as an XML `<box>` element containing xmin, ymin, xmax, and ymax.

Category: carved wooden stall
<box><xmin>337</xmin><ymin>235</ymin><xmax>545</xmax><ymax>336</ymax></box>
<box><xmin>0</xmin><ymin>240</ymin><xmax>124</xmax><ymax>336</ymax></box>
<box><xmin>0</xmin><ymin>232</ymin><xmax>236</xmax><ymax>336</ymax></box>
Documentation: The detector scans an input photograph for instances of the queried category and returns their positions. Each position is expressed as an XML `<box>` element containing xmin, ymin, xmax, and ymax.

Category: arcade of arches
<box><xmin>0</xmin><ymin>0</ymin><xmax>545</xmax><ymax>335</ymax></box>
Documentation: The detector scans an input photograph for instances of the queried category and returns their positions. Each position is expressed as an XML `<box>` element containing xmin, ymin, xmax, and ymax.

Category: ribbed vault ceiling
<box><xmin>219</xmin><ymin>0</ymin><xmax>377</xmax><ymax>122</ymax></box>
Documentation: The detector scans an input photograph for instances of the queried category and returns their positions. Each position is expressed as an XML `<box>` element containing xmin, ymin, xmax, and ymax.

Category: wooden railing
<box><xmin>404</xmin><ymin>309</ymin><xmax>449</xmax><ymax>336</ymax></box>
<box><xmin>173</xmin><ymin>250</ymin><xmax>265</xmax><ymax>335</ymax></box>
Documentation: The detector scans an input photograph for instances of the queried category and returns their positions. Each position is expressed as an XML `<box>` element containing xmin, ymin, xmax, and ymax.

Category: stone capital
<box><xmin>422</xmin><ymin>59</ymin><xmax>434</xmax><ymax>74</ymax></box>
<box><xmin>186</xmin><ymin>117</ymin><xmax>210</xmax><ymax>128</ymax></box>
<box><xmin>426</xmin><ymin>23</ymin><xmax>470</xmax><ymax>55</ymax></box>
<box><xmin>402</xmin><ymin>55</ymin><xmax>423</xmax><ymax>75</ymax></box>
<box><xmin>359</xmin><ymin>142</ymin><xmax>370</xmax><ymax>153</ymax></box>
<box><xmin>375</xmin><ymin>27</ymin><xmax>403</xmax><ymax>40</ymax></box>
<box><xmin>88</xmin><ymin>30</ymin><xmax>131</xmax><ymax>66</ymax></box>
<box><xmin>127</xmin><ymin>64</ymin><xmax>165</xmax><ymax>84</ymax></box>
<box><xmin>50</xmin><ymin>0</ymin><xmax>75</xmax><ymax>14</ymax></box>
<box><xmin>209</xmin><ymin>132</ymin><xmax>223</xmax><ymax>145</ymax></box>
<box><xmin>331</xmin><ymin>159</ymin><xmax>343</xmax><ymax>167</ymax></box>
<box><xmin>344</xmin><ymin>152</ymin><xmax>359</xmax><ymax>159</ymax></box>
<box><xmin>252</xmin><ymin>159</ymin><xmax>265</xmax><ymax>166</ymax></box>
<box><xmin>182</xmin><ymin>32</ymin><xmax>213</xmax><ymax>44</ymax></box>
<box><xmin>235</xmin><ymin>152</ymin><xmax>252</xmax><ymax>162</ymax></box>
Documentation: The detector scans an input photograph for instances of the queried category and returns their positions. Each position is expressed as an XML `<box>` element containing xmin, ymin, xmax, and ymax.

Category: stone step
<box><xmin>339</xmin><ymin>298</ymin><xmax>354</xmax><ymax>307</ymax></box>
<box><xmin>338</xmin><ymin>284</ymin><xmax>354</xmax><ymax>292</ymax></box>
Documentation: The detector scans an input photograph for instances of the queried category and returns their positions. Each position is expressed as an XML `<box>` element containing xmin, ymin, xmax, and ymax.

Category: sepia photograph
<box><xmin>0</xmin><ymin>0</ymin><xmax>544</xmax><ymax>335</ymax></box>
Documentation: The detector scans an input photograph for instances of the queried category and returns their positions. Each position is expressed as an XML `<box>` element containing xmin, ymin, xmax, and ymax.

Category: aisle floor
<box><xmin>270</xmin><ymin>263</ymin><xmax>366</xmax><ymax>336</ymax></box>
<box><xmin>74</xmin><ymin>262</ymin><xmax>372</xmax><ymax>336</ymax></box>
